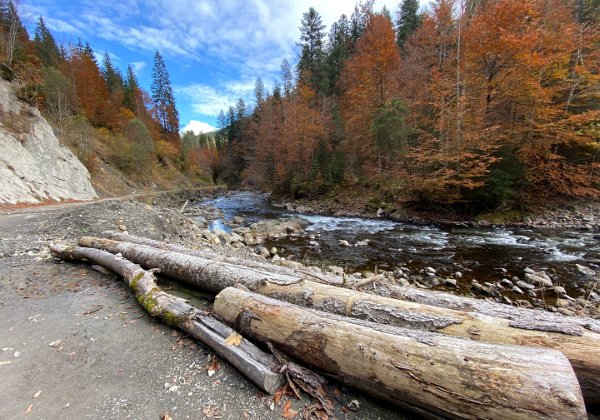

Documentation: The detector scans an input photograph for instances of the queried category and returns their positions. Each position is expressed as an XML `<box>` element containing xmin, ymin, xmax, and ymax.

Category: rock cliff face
<box><xmin>0</xmin><ymin>79</ymin><xmax>96</xmax><ymax>204</ymax></box>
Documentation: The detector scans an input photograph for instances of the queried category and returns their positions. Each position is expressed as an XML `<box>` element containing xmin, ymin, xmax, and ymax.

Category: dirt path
<box><xmin>0</xmin><ymin>193</ymin><xmax>401</xmax><ymax>419</ymax></box>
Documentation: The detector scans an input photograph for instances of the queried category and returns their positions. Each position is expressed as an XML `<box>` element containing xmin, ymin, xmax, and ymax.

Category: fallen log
<box><xmin>49</xmin><ymin>244</ymin><xmax>284</xmax><ymax>394</ymax></box>
<box><xmin>99</xmin><ymin>231</ymin><xmax>343</xmax><ymax>284</ymax></box>
<box><xmin>77</xmin><ymin>236</ymin><xmax>600</xmax><ymax>406</ymax></box>
<box><xmin>213</xmin><ymin>287</ymin><xmax>587</xmax><ymax>419</ymax></box>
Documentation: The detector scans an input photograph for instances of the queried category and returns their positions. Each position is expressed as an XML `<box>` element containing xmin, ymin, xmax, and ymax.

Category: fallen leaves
<box><xmin>33</xmin><ymin>391</ymin><xmax>41</xmax><ymax>399</ymax></box>
<box><xmin>24</xmin><ymin>404</ymin><xmax>32</xmax><ymax>415</ymax></box>
<box><xmin>207</xmin><ymin>358</ymin><xmax>220</xmax><ymax>377</ymax></box>
<box><xmin>224</xmin><ymin>331</ymin><xmax>242</xmax><ymax>347</ymax></box>
<box><xmin>160</xmin><ymin>412</ymin><xmax>172</xmax><ymax>420</ymax></box>
<box><xmin>281</xmin><ymin>400</ymin><xmax>298</xmax><ymax>419</ymax></box>
<box><xmin>0</xmin><ymin>360</ymin><xmax>11</xmax><ymax>366</ymax></box>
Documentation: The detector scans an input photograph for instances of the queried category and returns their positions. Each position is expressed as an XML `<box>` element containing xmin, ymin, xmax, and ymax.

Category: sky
<box><xmin>22</xmin><ymin>0</ymin><xmax>408</xmax><ymax>134</ymax></box>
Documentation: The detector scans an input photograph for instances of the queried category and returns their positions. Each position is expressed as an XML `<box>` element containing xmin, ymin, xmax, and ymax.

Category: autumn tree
<box><xmin>340</xmin><ymin>12</ymin><xmax>401</xmax><ymax>175</ymax></box>
<box><xmin>64</xmin><ymin>43</ymin><xmax>114</xmax><ymax>128</ymax></box>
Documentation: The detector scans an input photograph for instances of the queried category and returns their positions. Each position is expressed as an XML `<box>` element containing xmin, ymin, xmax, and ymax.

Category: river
<box><xmin>203</xmin><ymin>192</ymin><xmax>599</xmax><ymax>298</ymax></box>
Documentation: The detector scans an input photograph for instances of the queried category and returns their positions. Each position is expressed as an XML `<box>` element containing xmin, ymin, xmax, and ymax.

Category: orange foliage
<box><xmin>339</xmin><ymin>13</ymin><xmax>400</xmax><ymax>174</ymax></box>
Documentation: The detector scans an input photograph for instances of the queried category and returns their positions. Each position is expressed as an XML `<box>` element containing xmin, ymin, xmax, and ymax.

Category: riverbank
<box><xmin>270</xmin><ymin>188</ymin><xmax>600</xmax><ymax>231</ymax></box>
<box><xmin>0</xmin><ymin>190</ymin><xmax>403</xmax><ymax>419</ymax></box>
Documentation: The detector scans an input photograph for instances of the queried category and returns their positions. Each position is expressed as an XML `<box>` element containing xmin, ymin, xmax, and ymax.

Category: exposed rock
<box><xmin>512</xmin><ymin>286</ymin><xmax>524</xmax><ymax>294</ymax></box>
<box><xmin>338</xmin><ymin>239</ymin><xmax>351</xmax><ymax>247</ymax></box>
<box><xmin>269</xmin><ymin>247</ymin><xmax>278</xmax><ymax>256</ymax></box>
<box><xmin>500</xmin><ymin>278</ymin><xmax>513</xmax><ymax>288</ymax></box>
<box><xmin>255</xmin><ymin>246</ymin><xmax>270</xmax><ymax>258</ymax></box>
<box><xmin>525</xmin><ymin>273</ymin><xmax>553</xmax><ymax>288</ymax></box>
<box><xmin>355</xmin><ymin>239</ymin><xmax>370</xmax><ymax>246</ymax></box>
<box><xmin>0</xmin><ymin>79</ymin><xmax>96</xmax><ymax>204</ymax></box>
<box><xmin>575</xmin><ymin>264</ymin><xmax>595</xmax><ymax>277</ymax></box>
<box><xmin>232</xmin><ymin>216</ymin><xmax>244</xmax><ymax>225</ymax></box>
<box><xmin>444</xmin><ymin>278</ymin><xmax>457</xmax><ymax>288</ymax></box>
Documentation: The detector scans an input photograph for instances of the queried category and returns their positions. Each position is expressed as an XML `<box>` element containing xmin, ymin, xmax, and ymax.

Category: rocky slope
<box><xmin>0</xmin><ymin>79</ymin><xmax>96</xmax><ymax>205</ymax></box>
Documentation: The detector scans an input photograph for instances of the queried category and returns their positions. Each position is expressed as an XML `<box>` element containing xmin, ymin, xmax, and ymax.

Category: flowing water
<box><xmin>203</xmin><ymin>192</ymin><xmax>600</xmax><ymax>296</ymax></box>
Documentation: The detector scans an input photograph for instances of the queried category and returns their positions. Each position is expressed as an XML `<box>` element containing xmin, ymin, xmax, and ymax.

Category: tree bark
<box><xmin>99</xmin><ymin>231</ymin><xmax>342</xmax><ymax>285</ymax></box>
<box><xmin>49</xmin><ymin>244</ymin><xmax>285</xmax><ymax>394</ymax></box>
<box><xmin>213</xmin><ymin>287</ymin><xmax>587</xmax><ymax>419</ymax></box>
<box><xmin>77</xmin><ymin>236</ymin><xmax>600</xmax><ymax>406</ymax></box>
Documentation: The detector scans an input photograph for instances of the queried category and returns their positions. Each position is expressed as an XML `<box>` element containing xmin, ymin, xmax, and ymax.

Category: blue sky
<box><xmin>22</xmin><ymin>0</ymin><xmax>405</xmax><ymax>134</ymax></box>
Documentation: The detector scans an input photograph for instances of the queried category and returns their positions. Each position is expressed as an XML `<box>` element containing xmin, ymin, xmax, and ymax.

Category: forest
<box><xmin>0</xmin><ymin>0</ymin><xmax>599</xmax><ymax>212</ymax></box>
<box><xmin>0</xmin><ymin>1</ymin><xmax>200</xmax><ymax>188</ymax></box>
<box><xmin>204</xmin><ymin>0</ymin><xmax>600</xmax><ymax>212</ymax></box>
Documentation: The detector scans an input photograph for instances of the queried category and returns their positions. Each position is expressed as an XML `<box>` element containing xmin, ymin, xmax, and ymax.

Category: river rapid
<box><xmin>203</xmin><ymin>192</ymin><xmax>600</xmax><ymax>300</ymax></box>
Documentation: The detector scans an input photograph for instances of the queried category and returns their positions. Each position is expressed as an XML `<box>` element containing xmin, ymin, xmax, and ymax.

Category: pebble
<box><xmin>338</xmin><ymin>240</ymin><xmax>351</xmax><ymax>247</ymax></box>
<box><xmin>516</xmin><ymin>280</ymin><xmax>535</xmax><ymax>290</ymax></box>
<box><xmin>575</xmin><ymin>264</ymin><xmax>595</xmax><ymax>277</ymax></box>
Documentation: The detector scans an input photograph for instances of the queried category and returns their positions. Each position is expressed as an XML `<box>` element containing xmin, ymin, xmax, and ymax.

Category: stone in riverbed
<box><xmin>338</xmin><ymin>239</ymin><xmax>351</xmax><ymax>247</ymax></box>
<box><xmin>500</xmin><ymin>278</ymin><xmax>513</xmax><ymax>288</ymax></box>
<box><xmin>516</xmin><ymin>280</ymin><xmax>535</xmax><ymax>290</ymax></box>
<box><xmin>232</xmin><ymin>216</ymin><xmax>244</xmax><ymax>224</ymax></box>
<box><xmin>575</xmin><ymin>264</ymin><xmax>595</xmax><ymax>277</ymax></box>
<box><xmin>512</xmin><ymin>285</ymin><xmax>524</xmax><ymax>294</ymax></box>
<box><xmin>255</xmin><ymin>246</ymin><xmax>270</xmax><ymax>258</ymax></box>
<box><xmin>269</xmin><ymin>247</ymin><xmax>278</xmax><ymax>256</ymax></box>
<box><xmin>444</xmin><ymin>278</ymin><xmax>457</xmax><ymax>288</ymax></box>
<box><xmin>525</xmin><ymin>273</ymin><xmax>553</xmax><ymax>287</ymax></box>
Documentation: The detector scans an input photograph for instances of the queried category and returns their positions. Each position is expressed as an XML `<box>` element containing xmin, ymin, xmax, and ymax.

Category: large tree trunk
<box><xmin>213</xmin><ymin>287</ymin><xmax>587</xmax><ymax>419</ymax></box>
<box><xmin>77</xmin><ymin>236</ymin><xmax>600</xmax><ymax>406</ymax></box>
<box><xmin>49</xmin><ymin>245</ymin><xmax>285</xmax><ymax>394</ymax></box>
<box><xmin>99</xmin><ymin>231</ymin><xmax>341</xmax><ymax>284</ymax></box>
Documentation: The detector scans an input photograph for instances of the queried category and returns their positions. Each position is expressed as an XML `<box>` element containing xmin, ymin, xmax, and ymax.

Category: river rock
<box><xmin>454</xmin><ymin>271</ymin><xmax>463</xmax><ymax>279</ymax></box>
<box><xmin>255</xmin><ymin>246</ymin><xmax>270</xmax><ymax>258</ymax></box>
<box><xmin>272</xmin><ymin>255</ymin><xmax>281</xmax><ymax>263</ymax></box>
<box><xmin>516</xmin><ymin>280</ymin><xmax>535</xmax><ymax>290</ymax></box>
<box><xmin>552</xmin><ymin>286</ymin><xmax>567</xmax><ymax>297</ymax></box>
<box><xmin>575</xmin><ymin>264</ymin><xmax>595</xmax><ymax>277</ymax></box>
<box><xmin>444</xmin><ymin>278</ymin><xmax>457</xmax><ymax>288</ymax></box>
<box><xmin>232</xmin><ymin>216</ymin><xmax>244</xmax><ymax>225</ymax></box>
<box><xmin>512</xmin><ymin>285</ymin><xmax>524</xmax><ymax>294</ymax></box>
<box><xmin>525</xmin><ymin>273</ymin><xmax>553</xmax><ymax>287</ymax></box>
<box><xmin>338</xmin><ymin>240</ymin><xmax>351</xmax><ymax>247</ymax></box>
<box><xmin>471</xmin><ymin>281</ymin><xmax>492</xmax><ymax>296</ymax></box>
<box><xmin>269</xmin><ymin>247</ymin><xmax>278</xmax><ymax>256</ymax></box>
<box><xmin>355</xmin><ymin>239</ymin><xmax>370</xmax><ymax>246</ymax></box>
<box><xmin>500</xmin><ymin>278</ymin><xmax>513</xmax><ymax>288</ymax></box>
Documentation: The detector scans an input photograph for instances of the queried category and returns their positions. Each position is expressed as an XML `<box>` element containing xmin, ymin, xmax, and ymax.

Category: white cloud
<box><xmin>182</xmin><ymin>120</ymin><xmax>217</xmax><ymax>134</ymax></box>
<box><xmin>130</xmin><ymin>61</ymin><xmax>146</xmax><ymax>75</ymax></box>
<box><xmin>176</xmin><ymin>80</ymin><xmax>256</xmax><ymax>118</ymax></box>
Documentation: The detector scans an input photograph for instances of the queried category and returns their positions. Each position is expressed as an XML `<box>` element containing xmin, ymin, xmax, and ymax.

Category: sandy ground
<box><xmin>0</xmin><ymin>198</ymin><xmax>403</xmax><ymax>420</ymax></box>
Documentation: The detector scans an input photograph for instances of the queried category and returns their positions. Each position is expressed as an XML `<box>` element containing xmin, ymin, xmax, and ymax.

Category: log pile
<box><xmin>49</xmin><ymin>233</ymin><xmax>600</xmax><ymax>419</ymax></box>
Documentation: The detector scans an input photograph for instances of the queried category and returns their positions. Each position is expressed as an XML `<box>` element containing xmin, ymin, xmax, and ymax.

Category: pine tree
<box><xmin>123</xmin><ymin>65</ymin><xmax>140</xmax><ymax>115</ymax></box>
<box><xmin>33</xmin><ymin>17</ymin><xmax>61</xmax><ymax>67</ymax></box>
<box><xmin>396</xmin><ymin>0</ymin><xmax>421</xmax><ymax>47</ymax></box>
<box><xmin>326</xmin><ymin>14</ymin><xmax>352</xmax><ymax>94</ymax></box>
<box><xmin>150</xmin><ymin>50</ymin><xmax>179</xmax><ymax>134</ymax></box>
<box><xmin>280</xmin><ymin>59</ymin><xmax>293</xmax><ymax>98</ymax></box>
<box><xmin>254</xmin><ymin>76</ymin><xmax>265</xmax><ymax>109</ymax></box>
<box><xmin>101</xmin><ymin>52</ymin><xmax>124</xmax><ymax>94</ymax></box>
<box><xmin>297</xmin><ymin>7</ymin><xmax>327</xmax><ymax>94</ymax></box>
